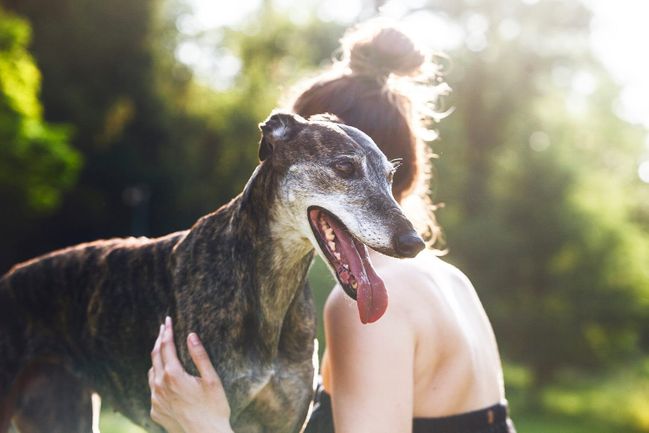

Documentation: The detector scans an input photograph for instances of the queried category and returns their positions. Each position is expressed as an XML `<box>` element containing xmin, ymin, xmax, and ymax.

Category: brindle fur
<box><xmin>0</xmin><ymin>112</ymin><xmax>421</xmax><ymax>433</ymax></box>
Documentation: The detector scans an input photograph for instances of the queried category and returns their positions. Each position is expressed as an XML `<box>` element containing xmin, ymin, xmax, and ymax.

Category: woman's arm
<box><xmin>148</xmin><ymin>289</ymin><xmax>416</xmax><ymax>433</ymax></box>
<box><xmin>148</xmin><ymin>317</ymin><xmax>234</xmax><ymax>433</ymax></box>
<box><xmin>324</xmin><ymin>288</ymin><xmax>416</xmax><ymax>433</ymax></box>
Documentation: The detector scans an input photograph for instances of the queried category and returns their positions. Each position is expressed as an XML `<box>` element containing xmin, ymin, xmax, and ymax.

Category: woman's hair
<box><xmin>287</xmin><ymin>19</ymin><xmax>449</xmax><ymax>248</ymax></box>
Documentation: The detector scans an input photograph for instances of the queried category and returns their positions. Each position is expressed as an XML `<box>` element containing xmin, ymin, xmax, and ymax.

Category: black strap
<box><xmin>413</xmin><ymin>403</ymin><xmax>510</xmax><ymax>433</ymax></box>
<box><xmin>305</xmin><ymin>386</ymin><xmax>513</xmax><ymax>433</ymax></box>
<box><xmin>303</xmin><ymin>386</ymin><xmax>334</xmax><ymax>433</ymax></box>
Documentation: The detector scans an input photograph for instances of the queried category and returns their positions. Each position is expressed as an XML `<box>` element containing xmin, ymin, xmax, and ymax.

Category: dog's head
<box><xmin>259</xmin><ymin>111</ymin><xmax>425</xmax><ymax>323</ymax></box>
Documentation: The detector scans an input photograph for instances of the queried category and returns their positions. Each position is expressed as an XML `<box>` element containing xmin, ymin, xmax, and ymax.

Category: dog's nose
<box><xmin>394</xmin><ymin>232</ymin><xmax>425</xmax><ymax>258</ymax></box>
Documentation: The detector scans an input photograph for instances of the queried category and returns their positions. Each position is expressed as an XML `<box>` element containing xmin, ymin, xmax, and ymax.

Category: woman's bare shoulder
<box><xmin>324</xmin><ymin>251</ymin><xmax>476</xmax><ymax>327</ymax></box>
<box><xmin>374</xmin><ymin>251</ymin><xmax>476</xmax><ymax>298</ymax></box>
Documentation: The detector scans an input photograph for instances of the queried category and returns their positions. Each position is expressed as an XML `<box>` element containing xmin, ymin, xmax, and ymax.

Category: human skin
<box><xmin>319</xmin><ymin>249</ymin><xmax>506</xmax><ymax>432</ymax></box>
<box><xmin>149</xmin><ymin>250</ymin><xmax>506</xmax><ymax>433</ymax></box>
<box><xmin>148</xmin><ymin>317</ymin><xmax>233</xmax><ymax>433</ymax></box>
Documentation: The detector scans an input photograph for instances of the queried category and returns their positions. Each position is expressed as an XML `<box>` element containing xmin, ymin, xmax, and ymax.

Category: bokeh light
<box><xmin>639</xmin><ymin>160</ymin><xmax>649</xmax><ymax>183</ymax></box>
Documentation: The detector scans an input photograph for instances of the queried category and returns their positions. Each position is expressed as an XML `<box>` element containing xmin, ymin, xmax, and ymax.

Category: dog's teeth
<box><xmin>325</xmin><ymin>229</ymin><xmax>335</xmax><ymax>241</ymax></box>
<box><xmin>343</xmin><ymin>263</ymin><xmax>349</xmax><ymax>270</ymax></box>
<box><xmin>334</xmin><ymin>252</ymin><xmax>341</xmax><ymax>260</ymax></box>
<box><xmin>328</xmin><ymin>241</ymin><xmax>336</xmax><ymax>251</ymax></box>
<box><xmin>351</xmin><ymin>280</ymin><xmax>358</xmax><ymax>289</ymax></box>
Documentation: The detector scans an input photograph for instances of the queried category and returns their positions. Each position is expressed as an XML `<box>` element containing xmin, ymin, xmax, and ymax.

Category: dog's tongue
<box><xmin>334</xmin><ymin>231</ymin><xmax>388</xmax><ymax>324</ymax></box>
<box><xmin>353</xmin><ymin>239</ymin><xmax>388</xmax><ymax>324</ymax></box>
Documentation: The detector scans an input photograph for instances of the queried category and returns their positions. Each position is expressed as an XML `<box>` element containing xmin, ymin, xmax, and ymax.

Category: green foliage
<box><xmin>0</xmin><ymin>0</ymin><xmax>222</xmax><ymax>268</ymax></box>
<box><xmin>538</xmin><ymin>359</ymin><xmax>649</xmax><ymax>432</ymax></box>
<box><xmin>309</xmin><ymin>257</ymin><xmax>336</xmax><ymax>359</ymax></box>
<box><xmin>100</xmin><ymin>411</ymin><xmax>147</xmax><ymax>433</ymax></box>
<box><xmin>511</xmin><ymin>414</ymin><xmax>642</xmax><ymax>433</ymax></box>
<box><xmin>0</xmin><ymin>0</ymin><xmax>344</xmax><ymax>272</ymax></box>
<box><xmin>0</xmin><ymin>6</ymin><xmax>79</xmax><ymax>214</ymax></box>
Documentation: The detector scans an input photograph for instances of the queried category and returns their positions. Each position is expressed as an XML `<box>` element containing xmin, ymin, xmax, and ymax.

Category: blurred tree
<box><xmin>0</xmin><ymin>0</ymin><xmax>175</xmax><ymax>269</ymax></box>
<box><xmin>0</xmin><ymin>0</ymin><xmax>344</xmax><ymax>273</ymax></box>
<box><xmin>0</xmin><ymin>6</ymin><xmax>79</xmax><ymax>268</ymax></box>
<box><xmin>0</xmin><ymin>0</ymin><xmax>234</xmax><ymax>271</ymax></box>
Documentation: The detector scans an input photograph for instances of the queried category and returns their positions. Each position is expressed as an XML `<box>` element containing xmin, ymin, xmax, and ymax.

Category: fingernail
<box><xmin>159</xmin><ymin>324</ymin><xmax>164</xmax><ymax>335</ymax></box>
<box><xmin>165</xmin><ymin>316</ymin><xmax>172</xmax><ymax>327</ymax></box>
<box><xmin>188</xmin><ymin>333</ymin><xmax>200</xmax><ymax>346</ymax></box>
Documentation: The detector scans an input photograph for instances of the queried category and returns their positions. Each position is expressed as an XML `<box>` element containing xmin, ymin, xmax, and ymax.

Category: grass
<box><xmin>499</xmin><ymin>358</ymin><xmax>649</xmax><ymax>433</ymax></box>
<box><xmin>538</xmin><ymin>360</ymin><xmax>649</xmax><ymax>432</ymax></box>
<box><xmin>100</xmin><ymin>411</ymin><xmax>148</xmax><ymax>433</ymax></box>
<box><xmin>513</xmin><ymin>413</ymin><xmax>626</xmax><ymax>433</ymax></box>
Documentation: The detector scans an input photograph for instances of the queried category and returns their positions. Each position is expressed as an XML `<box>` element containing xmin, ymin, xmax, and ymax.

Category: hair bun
<box><xmin>343</xmin><ymin>23</ymin><xmax>426</xmax><ymax>79</ymax></box>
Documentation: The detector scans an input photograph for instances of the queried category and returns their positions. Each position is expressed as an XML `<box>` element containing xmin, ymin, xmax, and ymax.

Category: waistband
<box><xmin>309</xmin><ymin>387</ymin><xmax>513</xmax><ymax>433</ymax></box>
<box><xmin>412</xmin><ymin>403</ymin><xmax>511</xmax><ymax>433</ymax></box>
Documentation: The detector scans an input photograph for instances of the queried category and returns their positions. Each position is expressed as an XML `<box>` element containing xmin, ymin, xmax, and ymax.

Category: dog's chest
<box><xmin>228</xmin><ymin>367</ymin><xmax>275</xmax><ymax>406</ymax></box>
<box><xmin>227</xmin><ymin>354</ymin><xmax>316</xmax><ymax>433</ymax></box>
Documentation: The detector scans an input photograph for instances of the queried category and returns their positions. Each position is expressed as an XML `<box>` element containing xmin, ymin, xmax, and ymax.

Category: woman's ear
<box><xmin>258</xmin><ymin>111</ymin><xmax>306</xmax><ymax>161</ymax></box>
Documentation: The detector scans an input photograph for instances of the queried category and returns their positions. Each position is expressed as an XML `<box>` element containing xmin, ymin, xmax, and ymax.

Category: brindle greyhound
<box><xmin>0</xmin><ymin>112</ymin><xmax>425</xmax><ymax>433</ymax></box>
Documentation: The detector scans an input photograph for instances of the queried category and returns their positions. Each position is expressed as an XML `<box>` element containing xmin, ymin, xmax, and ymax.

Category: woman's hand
<box><xmin>149</xmin><ymin>317</ymin><xmax>234</xmax><ymax>433</ymax></box>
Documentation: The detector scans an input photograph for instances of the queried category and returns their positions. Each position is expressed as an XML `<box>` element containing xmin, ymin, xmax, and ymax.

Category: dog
<box><xmin>0</xmin><ymin>111</ymin><xmax>425</xmax><ymax>433</ymax></box>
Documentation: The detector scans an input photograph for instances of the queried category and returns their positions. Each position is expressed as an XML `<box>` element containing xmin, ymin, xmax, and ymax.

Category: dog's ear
<box><xmin>258</xmin><ymin>111</ymin><xmax>306</xmax><ymax>161</ymax></box>
<box><xmin>308</xmin><ymin>113</ymin><xmax>344</xmax><ymax>124</ymax></box>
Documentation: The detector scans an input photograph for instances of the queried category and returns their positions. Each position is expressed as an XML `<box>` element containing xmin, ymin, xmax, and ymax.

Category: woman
<box><xmin>149</xmin><ymin>21</ymin><xmax>515</xmax><ymax>433</ymax></box>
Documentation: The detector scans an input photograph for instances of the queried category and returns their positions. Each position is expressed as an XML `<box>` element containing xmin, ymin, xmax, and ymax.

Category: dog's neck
<box><xmin>237</xmin><ymin>162</ymin><xmax>314</xmax><ymax>259</ymax></box>
<box><xmin>178</xmin><ymin>162</ymin><xmax>315</xmax><ymax>358</ymax></box>
<box><xmin>240</xmin><ymin>163</ymin><xmax>315</xmax><ymax>342</ymax></box>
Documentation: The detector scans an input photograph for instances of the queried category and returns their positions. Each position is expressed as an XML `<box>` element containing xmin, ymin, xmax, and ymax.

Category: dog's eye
<box><xmin>333</xmin><ymin>160</ymin><xmax>356</xmax><ymax>177</ymax></box>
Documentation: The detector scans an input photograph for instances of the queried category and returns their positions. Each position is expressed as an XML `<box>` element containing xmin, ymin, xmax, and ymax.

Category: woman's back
<box><xmin>320</xmin><ymin>250</ymin><xmax>505</xmax><ymax>420</ymax></box>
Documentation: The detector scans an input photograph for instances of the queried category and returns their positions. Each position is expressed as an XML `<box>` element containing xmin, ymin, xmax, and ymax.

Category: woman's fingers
<box><xmin>151</xmin><ymin>324</ymin><xmax>165</xmax><ymax>374</ymax></box>
<box><xmin>160</xmin><ymin>316</ymin><xmax>183</xmax><ymax>373</ymax></box>
<box><xmin>187</xmin><ymin>332</ymin><xmax>220</xmax><ymax>384</ymax></box>
<box><xmin>148</xmin><ymin>324</ymin><xmax>233</xmax><ymax>433</ymax></box>
<box><xmin>148</xmin><ymin>367</ymin><xmax>155</xmax><ymax>389</ymax></box>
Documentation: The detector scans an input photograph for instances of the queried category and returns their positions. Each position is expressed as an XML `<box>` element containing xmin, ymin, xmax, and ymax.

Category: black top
<box><xmin>304</xmin><ymin>387</ymin><xmax>516</xmax><ymax>433</ymax></box>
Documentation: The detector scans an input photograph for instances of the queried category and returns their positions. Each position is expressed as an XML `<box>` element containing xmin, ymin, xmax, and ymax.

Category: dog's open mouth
<box><xmin>308</xmin><ymin>206</ymin><xmax>388</xmax><ymax>324</ymax></box>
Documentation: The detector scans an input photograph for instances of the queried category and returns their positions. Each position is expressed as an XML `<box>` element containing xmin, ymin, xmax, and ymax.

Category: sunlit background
<box><xmin>181</xmin><ymin>0</ymin><xmax>649</xmax><ymax>125</ymax></box>
<box><xmin>176</xmin><ymin>0</ymin><xmax>649</xmax><ymax>126</ymax></box>
<box><xmin>179</xmin><ymin>0</ymin><xmax>649</xmax><ymax>181</ymax></box>
<box><xmin>1</xmin><ymin>0</ymin><xmax>649</xmax><ymax>432</ymax></box>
